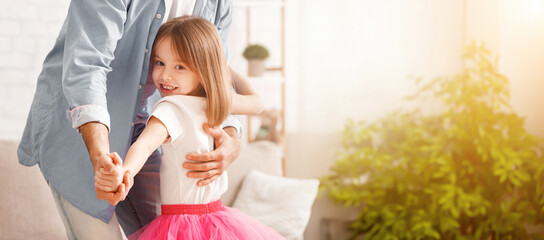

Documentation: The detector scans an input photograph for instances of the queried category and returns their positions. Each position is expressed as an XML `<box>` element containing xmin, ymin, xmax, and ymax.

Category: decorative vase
<box><xmin>247</xmin><ymin>59</ymin><xmax>265</xmax><ymax>77</ymax></box>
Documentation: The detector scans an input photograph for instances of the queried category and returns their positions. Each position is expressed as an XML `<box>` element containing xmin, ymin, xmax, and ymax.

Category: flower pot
<box><xmin>247</xmin><ymin>59</ymin><xmax>265</xmax><ymax>77</ymax></box>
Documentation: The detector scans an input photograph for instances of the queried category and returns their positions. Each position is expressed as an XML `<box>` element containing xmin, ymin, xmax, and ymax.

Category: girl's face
<box><xmin>152</xmin><ymin>37</ymin><xmax>200</xmax><ymax>97</ymax></box>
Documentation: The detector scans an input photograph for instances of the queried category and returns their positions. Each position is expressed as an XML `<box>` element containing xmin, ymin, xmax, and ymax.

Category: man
<box><xmin>18</xmin><ymin>0</ymin><xmax>245</xmax><ymax>239</ymax></box>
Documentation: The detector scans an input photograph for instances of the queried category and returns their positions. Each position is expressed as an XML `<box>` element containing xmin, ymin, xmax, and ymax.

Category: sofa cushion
<box><xmin>232</xmin><ymin>169</ymin><xmax>319</xmax><ymax>240</ymax></box>
<box><xmin>221</xmin><ymin>141</ymin><xmax>283</xmax><ymax>206</ymax></box>
<box><xmin>0</xmin><ymin>139</ymin><xmax>66</xmax><ymax>239</ymax></box>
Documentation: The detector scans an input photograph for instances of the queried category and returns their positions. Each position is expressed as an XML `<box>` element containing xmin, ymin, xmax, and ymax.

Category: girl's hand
<box><xmin>94</xmin><ymin>152</ymin><xmax>124</xmax><ymax>192</ymax></box>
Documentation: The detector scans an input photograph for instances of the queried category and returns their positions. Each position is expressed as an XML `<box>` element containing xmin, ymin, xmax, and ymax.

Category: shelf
<box><xmin>248</xmin><ymin>73</ymin><xmax>284</xmax><ymax>83</ymax></box>
<box><xmin>235</xmin><ymin>0</ymin><xmax>286</xmax><ymax>175</ymax></box>
<box><xmin>248</xmin><ymin>74</ymin><xmax>283</xmax><ymax>110</ymax></box>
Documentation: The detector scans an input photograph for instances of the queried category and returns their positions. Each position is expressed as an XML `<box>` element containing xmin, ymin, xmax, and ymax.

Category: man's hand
<box><xmin>95</xmin><ymin>153</ymin><xmax>134</xmax><ymax>205</ymax></box>
<box><xmin>91</xmin><ymin>154</ymin><xmax>116</xmax><ymax>177</ymax></box>
<box><xmin>95</xmin><ymin>170</ymin><xmax>133</xmax><ymax>205</ymax></box>
<box><xmin>184</xmin><ymin>124</ymin><xmax>241</xmax><ymax>186</ymax></box>
<box><xmin>94</xmin><ymin>152</ymin><xmax>124</xmax><ymax>192</ymax></box>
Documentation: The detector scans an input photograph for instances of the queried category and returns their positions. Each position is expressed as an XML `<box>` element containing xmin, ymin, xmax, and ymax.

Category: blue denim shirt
<box><xmin>17</xmin><ymin>0</ymin><xmax>238</xmax><ymax>222</ymax></box>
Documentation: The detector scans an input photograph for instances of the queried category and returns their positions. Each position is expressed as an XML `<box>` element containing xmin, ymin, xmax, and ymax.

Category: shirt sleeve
<box><xmin>215</xmin><ymin>0</ymin><xmax>242</xmax><ymax>137</ymax></box>
<box><xmin>221</xmin><ymin>115</ymin><xmax>242</xmax><ymax>138</ymax></box>
<box><xmin>63</xmin><ymin>0</ymin><xmax>128</xmax><ymax>131</ymax></box>
<box><xmin>151</xmin><ymin>101</ymin><xmax>186</xmax><ymax>143</ymax></box>
<box><xmin>215</xmin><ymin>0</ymin><xmax>233</xmax><ymax>60</ymax></box>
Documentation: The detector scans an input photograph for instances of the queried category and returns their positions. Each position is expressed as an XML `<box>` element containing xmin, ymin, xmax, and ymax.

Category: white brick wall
<box><xmin>0</xmin><ymin>0</ymin><xmax>69</xmax><ymax>139</ymax></box>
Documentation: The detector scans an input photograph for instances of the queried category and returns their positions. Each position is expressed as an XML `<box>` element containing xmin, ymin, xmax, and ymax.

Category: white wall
<box><xmin>498</xmin><ymin>0</ymin><xmax>544</xmax><ymax>136</ymax></box>
<box><xmin>0</xmin><ymin>0</ymin><xmax>70</xmax><ymax>139</ymax></box>
<box><xmin>285</xmin><ymin>0</ymin><xmax>464</xmax><ymax>135</ymax></box>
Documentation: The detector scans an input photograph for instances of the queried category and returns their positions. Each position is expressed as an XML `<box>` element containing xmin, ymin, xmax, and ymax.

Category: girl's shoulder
<box><xmin>153</xmin><ymin>95</ymin><xmax>207</xmax><ymax>117</ymax></box>
<box><xmin>150</xmin><ymin>96</ymin><xmax>208</xmax><ymax>142</ymax></box>
<box><xmin>159</xmin><ymin>95</ymin><xmax>206</xmax><ymax>103</ymax></box>
<box><xmin>155</xmin><ymin>95</ymin><xmax>206</xmax><ymax>108</ymax></box>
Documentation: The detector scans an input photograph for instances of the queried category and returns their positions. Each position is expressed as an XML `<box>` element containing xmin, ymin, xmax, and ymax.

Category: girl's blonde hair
<box><xmin>153</xmin><ymin>16</ymin><xmax>232</xmax><ymax>128</ymax></box>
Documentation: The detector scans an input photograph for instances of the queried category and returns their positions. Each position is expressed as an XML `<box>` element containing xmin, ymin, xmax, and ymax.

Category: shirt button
<box><xmin>131</xmin><ymin>122</ymin><xmax>134</xmax><ymax>127</ymax></box>
<box><xmin>145</xmin><ymin>48</ymin><xmax>149</xmax><ymax>53</ymax></box>
<box><xmin>156</xmin><ymin>14</ymin><xmax>162</xmax><ymax>19</ymax></box>
<box><xmin>138</xmin><ymin>85</ymin><xmax>142</xmax><ymax>90</ymax></box>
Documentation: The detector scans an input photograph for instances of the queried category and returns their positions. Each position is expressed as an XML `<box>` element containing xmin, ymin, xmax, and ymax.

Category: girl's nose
<box><xmin>162</xmin><ymin>71</ymin><xmax>173</xmax><ymax>81</ymax></box>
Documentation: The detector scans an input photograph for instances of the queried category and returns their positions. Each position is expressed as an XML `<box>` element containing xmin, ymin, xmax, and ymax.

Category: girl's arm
<box><xmin>95</xmin><ymin>116</ymin><xmax>168</xmax><ymax>205</ymax></box>
<box><xmin>229</xmin><ymin>65</ymin><xmax>265</xmax><ymax>115</ymax></box>
<box><xmin>123</xmin><ymin>116</ymin><xmax>169</xmax><ymax>176</ymax></box>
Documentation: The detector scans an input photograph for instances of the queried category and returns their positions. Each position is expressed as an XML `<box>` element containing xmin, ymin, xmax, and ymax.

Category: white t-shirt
<box><xmin>163</xmin><ymin>0</ymin><xmax>197</xmax><ymax>23</ymax></box>
<box><xmin>151</xmin><ymin>95</ymin><xmax>228</xmax><ymax>204</ymax></box>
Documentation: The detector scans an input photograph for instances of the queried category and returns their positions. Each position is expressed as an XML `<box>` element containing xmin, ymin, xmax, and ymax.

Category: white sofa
<box><xmin>0</xmin><ymin>139</ymin><xmax>291</xmax><ymax>239</ymax></box>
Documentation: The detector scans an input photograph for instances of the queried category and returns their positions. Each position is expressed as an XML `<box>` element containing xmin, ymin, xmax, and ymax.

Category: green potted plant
<box><xmin>320</xmin><ymin>42</ymin><xmax>544</xmax><ymax>239</ymax></box>
<box><xmin>243</xmin><ymin>44</ymin><xmax>269</xmax><ymax>77</ymax></box>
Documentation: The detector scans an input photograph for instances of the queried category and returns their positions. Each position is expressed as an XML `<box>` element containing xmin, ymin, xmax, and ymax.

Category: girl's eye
<box><xmin>156</xmin><ymin>60</ymin><xmax>164</xmax><ymax>66</ymax></box>
<box><xmin>175</xmin><ymin>65</ymin><xmax>184</xmax><ymax>70</ymax></box>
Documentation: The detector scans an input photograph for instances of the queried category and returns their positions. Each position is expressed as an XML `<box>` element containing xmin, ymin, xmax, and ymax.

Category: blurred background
<box><xmin>1</xmin><ymin>0</ymin><xmax>544</xmax><ymax>239</ymax></box>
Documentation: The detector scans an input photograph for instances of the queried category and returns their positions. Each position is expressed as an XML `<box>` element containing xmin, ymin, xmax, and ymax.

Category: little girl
<box><xmin>94</xmin><ymin>16</ymin><xmax>285</xmax><ymax>239</ymax></box>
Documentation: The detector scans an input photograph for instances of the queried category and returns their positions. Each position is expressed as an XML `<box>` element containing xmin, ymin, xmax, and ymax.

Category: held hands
<box><xmin>94</xmin><ymin>152</ymin><xmax>134</xmax><ymax>205</ymax></box>
<box><xmin>95</xmin><ymin>152</ymin><xmax>124</xmax><ymax>192</ymax></box>
<box><xmin>184</xmin><ymin>124</ymin><xmax>241</xmax><ymax>186</ymax></box>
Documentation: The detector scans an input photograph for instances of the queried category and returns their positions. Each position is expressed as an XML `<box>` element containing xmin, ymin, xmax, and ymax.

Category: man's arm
<box><xmin>80</xmin><ymin>122</ymin><xmax>127</xmax><ymax>203</ymax></box>
<box><xmin>184</xmin><ymin>125</ymin><xmax>241</xmax><ymax>186</ymax></box>
<box><xmin>79</xmin><ymin>122</ymin><xmax>114</xmax><ymax>172</ymax></box>
<box><xmin>79</xmin><ymin>122</ymin><xmax>121</xmax><ymax>198</ymax></box>
<box><xmin>215</xmin><ymin>0</ymin><xmax>233</xmax><ymax>60</ymax></box>
<box><xmin>62</xmin><ymin>1</ymin><xmax>127</xmax><ymax>200</ymax></box>
<box><xmin>64</xmin><ymin>0</ymin><xmax>127</xmax><ymax>131</ymax></box>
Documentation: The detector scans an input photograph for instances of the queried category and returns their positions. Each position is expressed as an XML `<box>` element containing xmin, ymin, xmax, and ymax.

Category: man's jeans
<box><xmin>50</xmin><ymin>185</ymin><xmax>125</xmax><ymax>240</ymax></box>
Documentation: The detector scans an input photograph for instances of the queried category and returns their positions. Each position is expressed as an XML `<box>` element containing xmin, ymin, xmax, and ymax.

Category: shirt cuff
<box><xmin>221</xmin><ymin>115</ymin><xmax>242</xmax><ymax>138</ymax></box>
<box><xmin>68</xmin><ymin>104</ymin><xmax>111</xmax><ymax>132</ymax></box>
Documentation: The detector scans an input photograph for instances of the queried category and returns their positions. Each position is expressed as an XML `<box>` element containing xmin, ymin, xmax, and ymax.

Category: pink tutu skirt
<box><xmin>128</xmin><ymin>199</ymin><xmax>285</xmax><ymax>240</ymax></box>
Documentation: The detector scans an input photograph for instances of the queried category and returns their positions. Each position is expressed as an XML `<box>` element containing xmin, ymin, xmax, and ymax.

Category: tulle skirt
<box><xmin>128</xmin><ymin>199</ymin><xmax>285</xmax><ymax>240</ymax></box>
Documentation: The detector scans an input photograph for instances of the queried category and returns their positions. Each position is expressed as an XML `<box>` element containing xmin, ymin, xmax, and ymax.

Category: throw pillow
<box><xmin>232</xmin><ymin>170</ymin><xmax>319</xmax><ymax>240</ymax></box>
